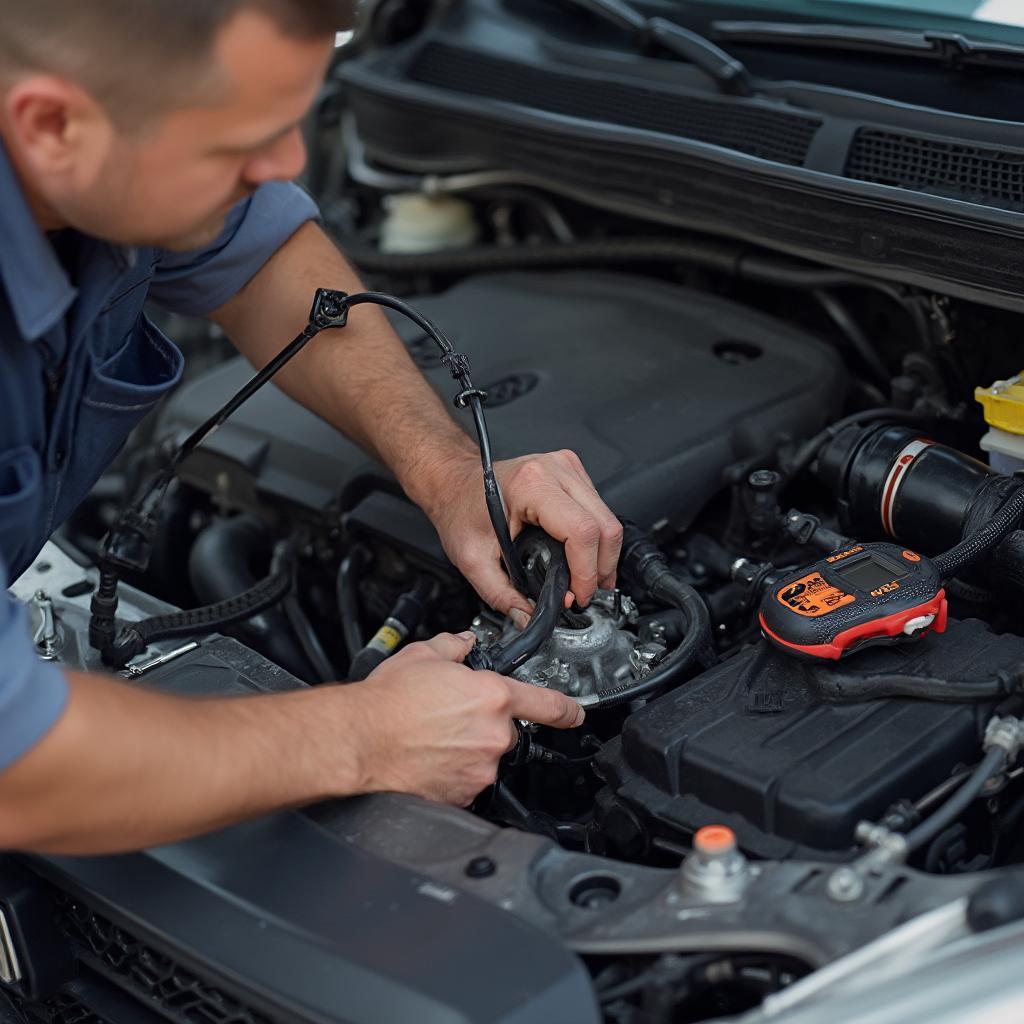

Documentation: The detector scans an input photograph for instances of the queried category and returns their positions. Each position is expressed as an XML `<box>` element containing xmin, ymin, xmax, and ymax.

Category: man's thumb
<box><xmin>422</xmin><ymin>631</ymin><xmax>477</xmax><ymax>663</ymax></box>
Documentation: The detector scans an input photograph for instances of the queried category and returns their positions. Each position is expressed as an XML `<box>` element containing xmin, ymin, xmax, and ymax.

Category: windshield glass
<box><xmin>833</xmin><ymin>1</ymin><xmax>1023</xmax><ymax>27</ymax></box>
<box><xmin>692</xmin><ymin>1</ymin><xmax>1024</xmax><ymax>34</ymax></box>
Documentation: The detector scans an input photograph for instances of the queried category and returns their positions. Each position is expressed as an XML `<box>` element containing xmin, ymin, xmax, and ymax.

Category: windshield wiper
<box><xmin>713</xmin><ymin>21</ymin><xmax>1024</xmax><ymax>74</ymax></box>
<box><xmin>547</xmin><ymin>0</ymin><xmax>754</xmax><ymax>95</ymax></box>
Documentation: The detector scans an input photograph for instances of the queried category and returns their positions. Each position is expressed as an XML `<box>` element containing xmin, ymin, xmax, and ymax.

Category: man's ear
<box><xmin>4</xmin><ymin>74</ymin><xmax>108</xmax><ymax>178</ymax></box>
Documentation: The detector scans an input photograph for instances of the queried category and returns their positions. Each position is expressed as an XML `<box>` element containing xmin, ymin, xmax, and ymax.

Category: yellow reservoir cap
<box><xmin>976</xmin><ymin>373</ymin><xmax>1024</xmax><ymax>436</ymax></box>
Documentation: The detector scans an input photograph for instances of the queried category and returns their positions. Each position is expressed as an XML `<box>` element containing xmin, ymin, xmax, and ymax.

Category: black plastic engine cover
<box><xmin>597</xmin><ymin>618</ymin><xmax>1024</xmax><ymax>859</ymax></box>
<box><xmin>157</xmin><ymin>271</ymin><xmax>842</xmax><ymax>547</ymax></box>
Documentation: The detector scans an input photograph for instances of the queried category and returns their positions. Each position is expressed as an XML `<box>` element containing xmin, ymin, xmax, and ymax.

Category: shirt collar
<box><xmin>0</xmin><ymin>138</ymin><xmax>77</xmax><ymax>341</ymax></box>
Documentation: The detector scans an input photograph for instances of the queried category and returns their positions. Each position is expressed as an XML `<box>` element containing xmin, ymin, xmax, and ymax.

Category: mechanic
<box><xmin>0</xmin><ymin>0</ymin><xmax>623</xmax><ymax>855</ymax></box>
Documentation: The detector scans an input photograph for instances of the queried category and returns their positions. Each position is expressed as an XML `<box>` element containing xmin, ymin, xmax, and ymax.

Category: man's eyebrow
<box><xmin>223</xmin><ymin>119</ymin><xmax>302</xmax><ymax>153</ymax></box>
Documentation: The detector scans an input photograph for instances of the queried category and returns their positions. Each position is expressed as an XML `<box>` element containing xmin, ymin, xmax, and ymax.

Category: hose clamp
<box><xmin>984</xmin><ymin>715</ymin><xmax>1024</xmax><ymax>762</ymax></box>
<box><xmin>453</xmin><ymin>388</ymin><xmax>489</xmax><ymax>409</ymax></box>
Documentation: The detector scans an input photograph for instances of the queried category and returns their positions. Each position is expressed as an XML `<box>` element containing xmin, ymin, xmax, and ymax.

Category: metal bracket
<box><xmin>0</xmin><ymin>906</ymin><xmax>22</xmax><ymax>985</ymax></box>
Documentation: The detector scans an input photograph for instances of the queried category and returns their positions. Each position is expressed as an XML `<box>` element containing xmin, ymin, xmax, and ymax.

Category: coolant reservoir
<box><xmin>976</xmin><ymin>373</ymin><xmax>1024</xmax><ymax>474</ymax></box>
<box><xmin>378</xmin><ymin>194</ymin><xmax>479</xmax><ymax>254</ymax></box>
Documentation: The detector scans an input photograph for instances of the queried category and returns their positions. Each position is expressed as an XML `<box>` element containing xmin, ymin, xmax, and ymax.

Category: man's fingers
<box><xmin>557</xmin><ymin>477</ymin><xmax>623</xmax><ymax>593</ymax></box>
<box><xmin>562</xmin><ymin>525</ymin><xmax>602</xmax><ymax>607</ymax></box>
<box><xmin>462</xmin><ymin>549</ymin><xmax>532</xmax><ymax>617</ymax></box>
<box><xmin>420</xmin><ymin>631</ymin><xmax>477</xmax><ymax>663</ymax></box>
<box><xmin>505</xmin><ymin>679</ymin><xmax>585</xmax><ymax>729</ymax></box>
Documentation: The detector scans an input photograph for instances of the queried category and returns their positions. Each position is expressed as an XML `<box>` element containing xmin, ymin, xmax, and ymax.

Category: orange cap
<box><xmin>694</xmin><ymin>825</ymin><xmax>736</xmax><ymax>855</ymax></box>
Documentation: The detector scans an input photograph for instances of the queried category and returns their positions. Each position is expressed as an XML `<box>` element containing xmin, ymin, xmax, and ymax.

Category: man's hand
<box><xmin>343</xmin><ymin>632</ymin><xmax>584</xmax><ymax>806</ymax></box>
<box><xmin>1</xmin><ymin>633</ymin><xmax>582</xmax><ymax>854</ymax></box>
<box><xmin>425</xmin><ymin>450</ymin><xmax>623</xmax><ymax>619</ymax></box>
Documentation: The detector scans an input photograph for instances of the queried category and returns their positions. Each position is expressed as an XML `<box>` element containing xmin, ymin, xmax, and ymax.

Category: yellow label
<box><xmin>374</xmin><ymin>625</ymin><xmax>403</xmax><ymax>652</ymax></box>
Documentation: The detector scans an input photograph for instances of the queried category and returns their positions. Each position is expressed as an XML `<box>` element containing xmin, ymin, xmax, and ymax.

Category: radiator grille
<box><xmin>846</xmin><ymin>129</ymin><xmax>1024</xmax><ymax>211</ymax></box>
<box><xmin>407</xmin><ymin>42</ymin><xmax>820</xmax><ymax>166</ymax></box>
<box><xmin>53</xmin><ymin>894</ymin><xmax>272</xmax><ymax>1024</ymax></box>
<box><xmin>6</xmin><ymin>990</ymin><xmax>111</xmax><ymax>1024</ymax></box>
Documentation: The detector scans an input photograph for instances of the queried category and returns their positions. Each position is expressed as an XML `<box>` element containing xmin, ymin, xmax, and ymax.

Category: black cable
<box><xmin>271</xmin><ymin>539</ymin><xmax>337</xmax><ymax>683</ymax></box>
<box><xmin>494</xmin><ymin>781</ymin><xmax>559</xmax><ymax>838</ymax></box>
<box><xmin>915</xmin><ymin>766</ymin><xmax>976</xmax><ymax>815</ymax></box>
<box><xmin>342</xmin><ymin>291</ymin><xmax>529</xmax><ymax>596</ymax></box>
<box><xmin>490</xmin><ymin>547</ymin><xmax>570</xmax><ymax>674</ymax></box>
<box><xmin>934</xmin><ymin>484</ymin><xmax>1024</xmax><ymax>579</ymax></box>
<box><xmin>337</xmin><ymin>544</ymin><xmax>371</xmax><ymax>663</ymax></box>
<box><xmin>90</xmin><ymin>290</ymin><xmax>351</xmax><ymax>660</ymax></box>
<box><xmin>811</xmin><ymin>289</ymin><xmax>890</xmax><ymax>390</ymax></box>
<box><xmin>575</xmin><ymin>527</ymin><xmax>713</xmax><ymax>709</ymax></box>
<box><xmin>905</xmin><ymin>747</ymin><xmax>1006</xmax><ymax>854</ymax></box>
<box><xmin>282</xmin><ymin>596</ymin><xmax>336</xmax><ymax>683</ymax></box>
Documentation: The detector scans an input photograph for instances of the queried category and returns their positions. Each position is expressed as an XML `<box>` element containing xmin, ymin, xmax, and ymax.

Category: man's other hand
<box><xmin>343</xmin><ymin>632</ymin><xmax>584</xmax><ymax>806</ymax></box>
<box><xmin>427</xmin><ymin>450</ymin><xmax>623</xmax><ymax>619</ymax></box>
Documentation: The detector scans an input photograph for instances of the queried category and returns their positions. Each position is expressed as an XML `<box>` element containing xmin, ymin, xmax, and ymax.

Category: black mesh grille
<box><xmin>846</xmin><ymin>129</ymin><xmax>1024</xmax><ymax>211</ymax></box>
<box><xmin>52</xmin><ymin>894</ymin><xmax>272</xmax><ymax>1024</ymax></box>
<box><xmin>7</xmin><ymin>990</ymin><xmax>111</xmax><ymax>1024</ymax></box>
<box><xmin>407</xmin><ymin>42</ymin><xmax>820</xmax><ymax>166</ymax></box>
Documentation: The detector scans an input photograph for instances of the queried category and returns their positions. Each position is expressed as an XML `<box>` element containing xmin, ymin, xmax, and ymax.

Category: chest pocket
<box><xmin>73</xmin><ymin>315</ymin><xmax>184</xmax><ymax>486</ymax></box>
<box><xmin>0</xmin><ymin>446</ymin><xmax>43</xmax><ymax>582</ymax></box>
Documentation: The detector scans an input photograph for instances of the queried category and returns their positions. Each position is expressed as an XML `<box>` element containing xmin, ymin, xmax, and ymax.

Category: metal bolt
<box><xmin>827</xmin><ymin>867</ymin><xmax>865</xmax><ymax>903</ymax></box>
<box><xmin>465</xmin><ymin>856</ymin><xmax>497</xmax><ymax>879</ymax></box>
<box><xmin>748</xmin><ymin>469</ymin><xmax>780</xmax><ymax>489</ymax></box>
<box><xmin>678</xmin><ymin>826</ymin><xmax>749</xmax><ymax>903</ymax></box>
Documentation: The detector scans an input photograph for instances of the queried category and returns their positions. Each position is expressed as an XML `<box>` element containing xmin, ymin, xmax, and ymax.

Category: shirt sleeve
<box><xmin>148</xmin><ymin>181</ymin><xmax>319</xmax><ymax>318</ymax></box>
<box><xmin>0</xmin><ymin>558</ymin><xmax>69</xmax><ymax>773</ymax></box>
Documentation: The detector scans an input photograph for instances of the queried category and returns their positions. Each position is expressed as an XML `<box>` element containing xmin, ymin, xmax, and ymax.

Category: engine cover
<box><xmin>158</xmin><ymin>271</ymin><xmax>842</xmax><ymax>549</ymax></box>
<box><xmin>597</xmin><ymin>619</ymin><xmax>1024</xmax><ymax>859</ymax></box>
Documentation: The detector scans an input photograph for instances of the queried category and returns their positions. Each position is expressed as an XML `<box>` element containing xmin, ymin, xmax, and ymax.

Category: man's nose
<box><xmin>242</xmin><ymin>126</ymin><xmax>308</xmax><ymax>186</ymax></box>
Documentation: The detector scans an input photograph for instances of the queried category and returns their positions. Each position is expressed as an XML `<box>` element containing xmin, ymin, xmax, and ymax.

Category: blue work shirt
<box><xmin>0</xmin><ymin>139</ymin><xmax>318</xmax><ymax>773</ymax></box>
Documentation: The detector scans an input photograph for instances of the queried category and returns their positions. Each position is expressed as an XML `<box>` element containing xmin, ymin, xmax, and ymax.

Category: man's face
<box><xmin>41</xmin><ymin>10</ymin><xmax>334</xmax><ymax>251</ymax></box>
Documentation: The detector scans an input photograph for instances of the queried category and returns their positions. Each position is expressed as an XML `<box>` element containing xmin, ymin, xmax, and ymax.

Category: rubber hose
<box><xmin>906</xmin><ymin>747</ymin><xmax>1006</xmax><ymax>854</ymax></box>
<box><xmin>342</xmin><ymin>237</ymin><xmax>929</xmax><ymax>347</ymax></box>
<box><xmin>337</xmin><ymin>544</ymin><xmax>371</xmax><ymax>663</ymax></box>
<box><xmin>189</xmin><ymin>516</ymin><xmax>311</xmax><ymax>677</ymax></box>
<box><xmin>935</xmin><ymin>485</ymin><xmax>1024</xmax><ymax>579</ymax></box>
<box><xmin>105</xmin><ymin>566</ymin><xmax>293</xmax><ymax>669</ymax></box>
<box><xmin>813</xmin><ymin>669</ymin><xmax>1017</xmax><ymax>703</ymax></box>
<box><xmin>946</xmin><ymin>577</ymin><xmax>997</xmax><ymax>605</ymax></box>
<box><xmin>491</xmin><ymin>547</ymin><xmax>570</xmax><ymax>675</ymax></box>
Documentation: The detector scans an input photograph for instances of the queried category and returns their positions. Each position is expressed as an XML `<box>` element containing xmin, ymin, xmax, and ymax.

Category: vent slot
<box><xmin>53</xmin><ymin>893</ymin><xmax>272</xmax><ymax>1024</ymax></box>
<box><xmin>846</xmin><ymin>129</ymin><xmax>1024</xmax><ymax>211</ymax></box>
<box><xmin>407</xmin><ymin>42</ymin><xmax>821</xmax><ymax>166</ymax></box>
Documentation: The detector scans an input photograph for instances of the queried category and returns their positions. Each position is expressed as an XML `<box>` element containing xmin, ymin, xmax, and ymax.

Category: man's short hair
<box><xmin>0</xmin><ymin>1</ymin><xmax>356</xmax><ymax>127</ymax></box>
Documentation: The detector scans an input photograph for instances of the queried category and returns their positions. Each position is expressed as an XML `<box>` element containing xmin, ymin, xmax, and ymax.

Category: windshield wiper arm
<box><xmin>713</xmin><ymin>20</ymin><xmax>1024</xmax><ymax>74</ymax></box>
<box><xmin>549</xmin><ymin>0</ymin><xmax>754</xmax><ymax>96</ymax></box>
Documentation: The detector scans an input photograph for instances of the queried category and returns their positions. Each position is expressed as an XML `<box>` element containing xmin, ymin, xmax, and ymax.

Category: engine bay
<box><xmin>22</xmin><ymin>2</ymin><xmax>1024</xmax><ymax>1021</ymax></box>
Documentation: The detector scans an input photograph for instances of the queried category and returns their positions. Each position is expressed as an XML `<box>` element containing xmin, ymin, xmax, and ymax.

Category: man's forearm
<box><xmin>209</xmin><ymin>221</ymin><xmax>477</xmax><ymax>518</ymax></box>
<box><xmin>0</xmin><ymin>672</ymin><xmax>362</xmax><ymax>854</ymax></box>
